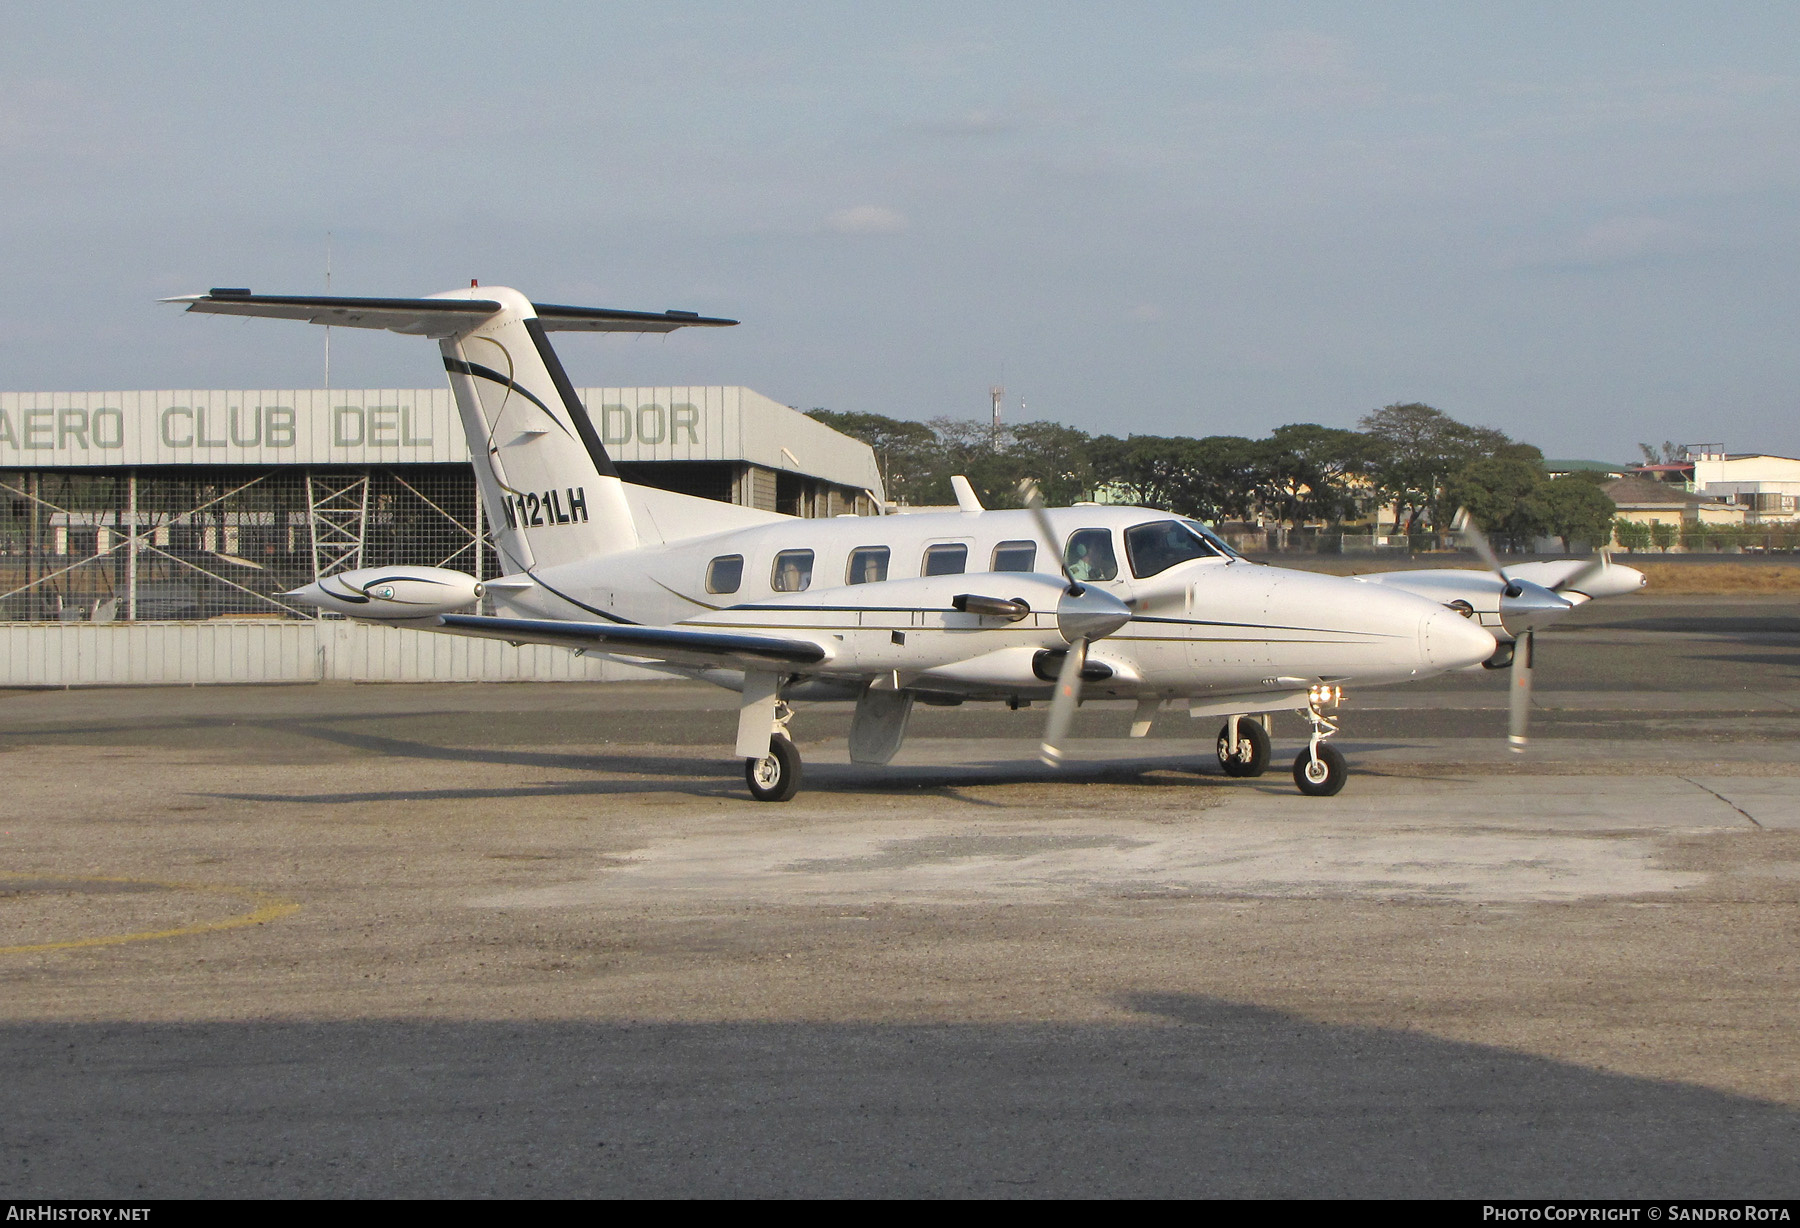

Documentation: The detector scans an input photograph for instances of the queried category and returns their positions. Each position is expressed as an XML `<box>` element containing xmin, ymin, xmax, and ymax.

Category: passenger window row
<box><xmin>702</xmin><ymin>522</ymin><xmax>1223</xmax><ymax>595</ymax></box>
<box><xmin>704</xmin><ymin>538</ymin><xmax>1042</xmax><ymax>595</ymax></box>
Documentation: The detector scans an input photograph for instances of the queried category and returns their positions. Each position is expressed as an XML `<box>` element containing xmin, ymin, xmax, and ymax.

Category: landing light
<box><xmin>1308</xmin><ymin>684</ymin><xmax>1342</xmax><ymax>707</ymax></box>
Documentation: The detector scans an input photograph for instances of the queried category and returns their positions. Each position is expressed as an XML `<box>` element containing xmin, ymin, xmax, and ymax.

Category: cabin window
<box><xmin>1063</xmin><ymin>529</ymin><xmax>1118</xmax><ymax>582</ymax></box>
<box><xmin>771</xmin><ymin>549</ymin><xmax>814</xmax><ymax>592</ymax></box>
<box><xmin>847</xmin><ymin>546</ymin><xmax>890</xmax><ymax>584</ymax></box>
<box><xmin>1125</xmin><ymin>520</ymin><xmax>1222</xmax><ymax>579</ymax></box>
<box><xmin>921</xmin><ymin>543</ymin><xmax>968</xmax><ymax>577</ymax></box>
<box><xmin>706</xmin><ymin>555</ymin><xmax>744</xmax><ymax>594</ymax></box>
<box><xmin>991</xmin><ymin>540</ymin><xmax>1037</xmax><ymax>572</ymax></box>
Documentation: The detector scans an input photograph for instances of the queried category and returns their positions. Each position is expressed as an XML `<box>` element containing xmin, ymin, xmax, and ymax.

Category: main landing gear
<box><xmin>1215</xmin><ymin>716</ymin><xmax>1272</xmax><ymax>778</ymax></box>
<box><xmin>745</xmin><ymin>732</ymin><xmax>802</xmax><ymax>803</ymax></box>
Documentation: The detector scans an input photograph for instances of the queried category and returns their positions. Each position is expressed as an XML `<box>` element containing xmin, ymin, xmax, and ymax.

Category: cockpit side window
<box><xmin>771</xmin><ymin>549</ymin><xmax>814</xmax><ymax>592</ymax></box>
<box><xmin>706</xmin><ymin>554</ymin><xmax>744</xmax><ymax>594</ymax></box>
<box><xmin>1126</xmin><ymin>520</ymin><xmax>1222</xmax><ymax>579</ymax></box>
<box><xmin>847</xmin><ymin>546</ymin><xmax>890</xmax><ymax>584</ymax></box>
<box><xmin>991</xmin><ymin>540</ymin><xmax>1037</xmax><ymax>572</ymax></box>
<box><xmin>1063</xmin><ymin>529</ymin><xmax>1119</xmax><ymax>582</ymax></box>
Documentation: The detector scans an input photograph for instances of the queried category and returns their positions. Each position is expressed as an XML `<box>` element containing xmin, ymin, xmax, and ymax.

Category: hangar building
<box><xmin>0</xmin><ymin>385</ymin><xmax>884</xmax><ymax>684</ymax></box>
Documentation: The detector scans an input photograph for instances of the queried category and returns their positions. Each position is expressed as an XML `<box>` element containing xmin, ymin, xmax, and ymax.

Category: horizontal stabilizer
<box><xmin>436</xmin><ymin>613</ymin><xmax>825</xmax><ymax>669</ymax></box>
<box><xmin>162</xmin><ymin>290</ymin><xmax>737</xmax><ymax>337</ymax></box>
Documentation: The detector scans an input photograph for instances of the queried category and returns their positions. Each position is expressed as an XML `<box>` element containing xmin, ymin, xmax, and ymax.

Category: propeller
<box><xmin>1452</xmin><ymin>509</ymin><xmax>1571</xmax><ymax>754</ymax></box>
<box><xmin>1547</xmin><ymin>550</ymin><xmax>1612</xmax><ymax>599</ymax></box>
<box><xmin>1019</xmin><ymin>480</ymin><xmax>1131</xmax><ymax>766</ymax></box>
<box><xmin>1509</xmin><ymin>629</ymin><xmax>1534</xmax><ymax>753</ymax></box>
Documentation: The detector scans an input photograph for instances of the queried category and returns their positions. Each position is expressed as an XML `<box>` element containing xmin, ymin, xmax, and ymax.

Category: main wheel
<box><xmin>745</xmin><ymin>733</ymin><xmax>802</xmax><ymax>802</ymax></box>
<box><xmin>1215</xmin><ymin>720</ymin><xmax>1271</xmax><ymax>778</ymax></box>
<box><xmin>1292</xmin><ymin>742</ymin><xmax>1347</xmax><ymax>797</ymax></box>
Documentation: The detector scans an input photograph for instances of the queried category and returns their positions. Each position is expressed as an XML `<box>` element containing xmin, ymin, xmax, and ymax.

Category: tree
<box><xmin>806</xmin><ymin>410</ymin><xmax>938</xmax><ymax>505</ymax></box>
<box><xmin>1006</xmin><ymin>421</ymin><xmax>1096</xmax><ymax>508</ymax></box>
<box><xmin>1637</xmin><ymin>440</ymin><xmax>1683</xmax><ymax>465</ymax></box>
<box><xmin>1359</xmin><ymin>402</ymin><xmax>1516</xmax><ymax>533</ymax></box>
<box><xmin>1538</xmin><ymin>475</ymin><xmax>1615</xmax><ymax>552</ymax></box>
<box><xmin>1614</xmin><ymin>520</ymin><xmax>1651</xmax><ymax>551</ymax></box>
<box><xmin>1089</xmin><ymin>434</ymin><xmax>1267</xmax><ymax>522</ymax></box>
<box><xmin>1442</xmin><ymin>457</ymin><xmax>1548</xmax><ymax>551</ymax></box>
<box><xmin>1254</xmin><ymin>423</ymin><xmax>1375</xmax><ymax>526</ymax></box>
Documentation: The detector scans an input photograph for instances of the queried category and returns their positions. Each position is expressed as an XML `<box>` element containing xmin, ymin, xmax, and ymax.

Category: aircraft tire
<box><xmin>745</xmin><ymin>733</ymin><xmax>802</xmax><ymax>802</ymax></box>
<box><xmin>1292</xmin><ymin>743</ymin><xmax>1347</xmax><ymax>797</ymax></box>
<box><xmin>1215</xmin><ymin>720</ymin><xmax>1272</xmax><ymax>778</ymax></box>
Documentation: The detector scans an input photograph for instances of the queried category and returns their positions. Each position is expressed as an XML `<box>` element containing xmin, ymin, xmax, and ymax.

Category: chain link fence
<box><xmin>0</xmin><ymin>466</ymin><xmax>495</xmax><ymax>622</ymax></box>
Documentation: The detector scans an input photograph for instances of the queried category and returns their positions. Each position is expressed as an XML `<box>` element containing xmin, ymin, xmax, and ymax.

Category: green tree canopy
<box><xmin>1443</xmin><ymin>457</ymin><xmax>1548</xmax><ymax>551</ymax></box>
<box><xmin>1359</xmin><ymin>402</ymin><xmax>1516</xmax><ymax>533</ymax></box>
<box><xmin>1538</xmin><ymin>477</ymin><xmax>1616</xmax><ymax>551</ymax></box>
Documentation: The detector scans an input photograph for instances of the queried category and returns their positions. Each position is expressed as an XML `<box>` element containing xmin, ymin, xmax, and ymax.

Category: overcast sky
<box><xmin>4</xmin><ymin>2</ymin><xmax>1797</xmax><ymax>460</ymax></box>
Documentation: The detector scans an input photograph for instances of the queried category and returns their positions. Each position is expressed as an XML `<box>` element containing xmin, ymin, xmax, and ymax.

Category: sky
<box><xmin>3</xmin><ymin>2</ymin><xmax>1798</xmax><ymax>461</ymax></box>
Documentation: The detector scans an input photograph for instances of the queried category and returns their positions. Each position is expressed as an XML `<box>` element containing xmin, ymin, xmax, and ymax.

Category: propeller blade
<box><xmin>1452</xmin><ymin>507</ymin><xmax>1506</xmax><ymax>580</ymax></box>
<box><xmin>1551</xmin><ymin>552</ymin><xmax>1610</xmax><ymax>596</ymax></box>
<box><xmin>1040</xmin><ymin>637</ymin><xmax>1088</xmax><ymax>767</ymax></box>
<box><xmin>1508</xmin><ymin>629</ymin><xmax>1534</xmax><ymax>752</ymax></box>
<box><xmin>1018</xmin><ymin>480</ymin><xmax>1074</xmax><ymax>585</ymax></box>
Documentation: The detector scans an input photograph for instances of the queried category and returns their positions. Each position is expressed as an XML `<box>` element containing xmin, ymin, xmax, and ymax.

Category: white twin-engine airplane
<box><xmin>166</xmin><ymin>285</ymin><xmax>1644</xmax><ymax>801</ymax></box>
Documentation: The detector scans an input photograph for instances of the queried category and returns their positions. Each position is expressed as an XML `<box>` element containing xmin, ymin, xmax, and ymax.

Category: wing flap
<box><xmin>435</xmin><ymin>613</ymin><xmax>826</xmax><ymax>669</ymax></box>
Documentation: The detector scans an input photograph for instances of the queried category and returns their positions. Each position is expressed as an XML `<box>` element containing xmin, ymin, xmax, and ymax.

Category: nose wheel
<box><xmin>1291</xmin><ymin>688</ymin><xmax>1347</xmax><ymax>796</ymax></box>
<box><xmin>1292</xmin><ymin>742</ymin><xmax>1347</xmax><ymax>796</ymax></box>
<box><xmin>745</xmin><ymin>732</ymin><xmax>802</xmax><ymax>802</ymax></box>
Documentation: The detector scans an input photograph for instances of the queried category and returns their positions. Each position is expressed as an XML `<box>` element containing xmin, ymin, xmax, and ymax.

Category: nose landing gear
<box><xmin>1291</xmin><ymin>687</ymin><xmax>1347</xmax><ymax>796</ymax></box>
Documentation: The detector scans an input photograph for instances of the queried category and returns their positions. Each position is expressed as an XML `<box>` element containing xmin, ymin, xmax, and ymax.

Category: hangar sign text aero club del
<box><xmin>0</xmin><ymin>397</ymin><xmax>716</xmax><ymax>460</ymax></box>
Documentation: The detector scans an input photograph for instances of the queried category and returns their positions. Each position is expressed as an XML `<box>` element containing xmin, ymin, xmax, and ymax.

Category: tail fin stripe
<box><xmin>523</xmin><ymin>317</ymin><xmax>620</xmax><ymax>480</ymax></box>
<box><xmin>442</xmin><ymin>357</ymin><xmax>579</xmax><ymax>444</ymax></box>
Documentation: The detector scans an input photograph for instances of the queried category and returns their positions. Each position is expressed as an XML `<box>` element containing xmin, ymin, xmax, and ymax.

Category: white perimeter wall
<box><xmin>0</xmin><ymin>621</ymin><xmax>663</xmax><ymax>687</ymax></box>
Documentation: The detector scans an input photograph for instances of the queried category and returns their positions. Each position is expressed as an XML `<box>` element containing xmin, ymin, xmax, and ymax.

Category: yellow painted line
<box><xmin>0</xmin><ymin>874</ymin><xmax>299</xmax><ymax>955</ymax></box>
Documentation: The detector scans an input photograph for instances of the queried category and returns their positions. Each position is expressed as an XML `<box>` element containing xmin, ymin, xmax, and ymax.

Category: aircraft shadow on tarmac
<box><xmin>1576</xmin><ymin>613</ymin><xmax>1800</xmax><ymax>636</ymax></box>
<box><xmin>193</xmin><ymin>722</ymin><xmax>1472</xmax><ymax>806</ymax></box>
<box><xmin>2</xmin><ymin>994</ymin><xmax>1794</xmax><ymax>1198</ymax></box>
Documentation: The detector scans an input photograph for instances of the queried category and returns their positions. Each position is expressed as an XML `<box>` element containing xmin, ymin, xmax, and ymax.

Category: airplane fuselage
<box><xmin>504</xmin><ymin>501</ymin><xmax>1497</xmax><ymax>704</ymax></box>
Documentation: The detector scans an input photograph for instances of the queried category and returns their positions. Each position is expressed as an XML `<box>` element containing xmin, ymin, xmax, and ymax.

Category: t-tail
<box><xmin>162</xmin><ymin>285</ymin><xmax>737</xmax><ymax>574</ymax></box>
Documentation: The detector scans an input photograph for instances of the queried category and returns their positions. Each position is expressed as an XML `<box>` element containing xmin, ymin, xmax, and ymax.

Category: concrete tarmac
<box><xmin>1</xmin><ymin>593</ymin><xmax>1797</xmax><ymax>1197</ymax></box>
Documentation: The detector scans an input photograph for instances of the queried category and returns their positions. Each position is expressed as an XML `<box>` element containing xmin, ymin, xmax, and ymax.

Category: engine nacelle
<box><xmin>287</xmin><ymin>566</ymin><xmax>483</xmax><ymax>618</ymax></box>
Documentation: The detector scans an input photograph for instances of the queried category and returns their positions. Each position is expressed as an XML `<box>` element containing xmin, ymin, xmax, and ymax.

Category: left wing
<box><xmin>434</xmin><ymin>613</ymin><xmax>827</xmax><ymax>670</ymax></box>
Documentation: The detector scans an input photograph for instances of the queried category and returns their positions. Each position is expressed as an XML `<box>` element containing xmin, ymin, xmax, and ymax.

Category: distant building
<box><xmin>1545</xmin><ymin>459</ymin><xmax>1631</xmax><ymax>479</ymax></box>
<box><xmin>1687</xmin><ymin>450</ymin><xmax>1800</xmax><ymax>523</ymax></box>
<box><xmin>1602</xmin><ymin>475</ymin><xmax>1744</xmax><ymax>530</ymax></box>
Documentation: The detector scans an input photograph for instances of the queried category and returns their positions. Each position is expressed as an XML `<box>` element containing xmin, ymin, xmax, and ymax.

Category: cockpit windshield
<box><xmin>1181</xmin><ymin>519</ymin><xmax>1241</xmax><ymax>560</ymax></box>
<box><xmin>1124</xmin><ymin>519</ymin><xmax>1244</xmax><ymax>578</ymax></box>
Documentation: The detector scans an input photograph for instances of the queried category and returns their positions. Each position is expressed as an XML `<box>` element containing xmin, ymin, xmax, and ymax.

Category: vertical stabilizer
<box><xmin>435</xmin><ymin>287</ymin><xmax>634</xmax><ymax>572</ymax></box>
<box><xmin>164</xmin><ymin>285</ymin><xmax>737</xmax><ymax>576</ymax></box>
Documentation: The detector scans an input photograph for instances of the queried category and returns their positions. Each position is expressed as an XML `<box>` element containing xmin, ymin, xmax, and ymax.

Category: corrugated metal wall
<box><xmin>0</xmin><ymin>622</ymin><xmax>662</xmax><ymax>687</ymax></box>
